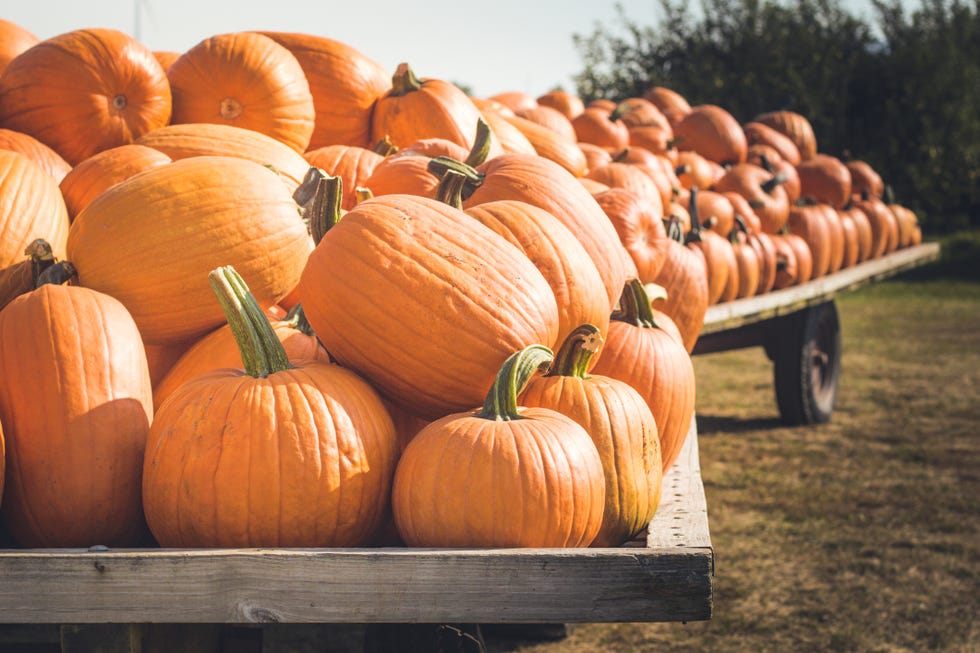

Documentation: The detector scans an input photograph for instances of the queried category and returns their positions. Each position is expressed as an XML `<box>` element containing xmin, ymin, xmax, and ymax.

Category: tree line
<box><xmin>572</xmin><ymin>0</ymin><xmax>979</xmax><ymax>233</ymax></box>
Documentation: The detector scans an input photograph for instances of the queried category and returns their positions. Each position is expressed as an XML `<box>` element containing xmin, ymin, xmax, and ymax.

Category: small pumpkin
<box><xmin>649</xmin><ymin>217</ymin><xmax>709</xmax><ymax>353</ymax></box>
<box><xmin>796</xmin><ymin>154</ymin><xmax>852</xmax><ymax>209</ymax></box>
<box><xmin>536</xmin><ymin>89</ymin><xmax>585</xmax><ymax>120</ymax></box>
<box><xmin>0</xmin><ymin>128</ymin><xmax>72</xmax><ymax>183</ymax></box>
<box><xmin>391</xmin><ymin>345</ymin><xmax>605</xmax><ymax>548</ymax></box>
<box><xmin>594</xmin><ymin>187</ymin><xmax>669</xmax><ymax>283</ymax></box>
<box><xmin>59</xmin><ymin>144</ymin><xmax>172</xmax><ymax>221</ymax></box>
<box><xmin>753</xmin><ymin>110</ymin><xmax>817</xmax><ymax>160</ymax></box>
<box><xmin>0</xmin><ymin>19</ymin><xmax>38</xmax><ymax>73</ymax></box>
<box><xmin>673</xmin><ymin>104</ymin><xmax>747</xmax><ymax>166</ymax></box>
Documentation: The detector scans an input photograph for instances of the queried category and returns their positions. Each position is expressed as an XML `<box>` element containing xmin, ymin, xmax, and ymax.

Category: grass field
<box><xmin>487</xmin><ymin>276</ymin><xmax>980</xmax><ymax>652</ymax></box>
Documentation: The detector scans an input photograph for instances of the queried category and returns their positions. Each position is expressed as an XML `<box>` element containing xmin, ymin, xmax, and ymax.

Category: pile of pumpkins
<box><xmin>0</xmin><ymin>19</ymin><xmax>917</xmax><ymax>550</ymax></box>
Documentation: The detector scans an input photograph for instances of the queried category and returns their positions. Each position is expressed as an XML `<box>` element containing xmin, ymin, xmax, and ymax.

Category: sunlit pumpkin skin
<box><xmin>144</xmin><ymin>338</ymin><xmax>197</xmax><ymax>391</ymax></box>
<box><xmin>0</xmin><ymin>19</ymin><xmax>38</xmax><ymax>73</ymax></box>
<box><xmin>729</xmin><ymin>223</ymin><xmax>761</xmax><ymax>299</ymax></box>
<box><xmin>753</xmin><ymin>110</ymin><xmax>817</xmax><ymax>160</ymax></box>
<box><xmin>853</xmin><ymin>194</ymin><xmax>899</xmax><ymax>259</ymax></box>
<box><xmin>516</xmin><ymin>105</ymin><xmax>578</xmax><ymax>142</ymax></box>
<box><xmin>167</xmin><ymin>32</ymin><xmax>314</xmax><ymax>154</ymax></box>
<box><xmin>299</xmin><ymin>193</ymin><xmax>559</xmax><ymax>420</ymax></box>
<box><xmin>462</xmin><ymin>153</ymin><xmax>639</xmax><ymax>312</ymax></box>
<box><xmin>725</xmin><ymin>191</ymin><xmax>763</xmax><ymax>233</ymax></box>
<box><xmin>259</xmin><ymin>31</ymin><xmax>391</xmax><ymax>150</ymax></box>
<box><xmin>745</xmin><ymin>228</ymin><xmax>779</xmax><ymax>295</ymax></box>
<box><xmin>152</xmin><ymin>311</ymin><xmax>331</xmax><ymax>410</ymax></box>
<box><xmin>463</xmin><ymin>200</ymin><xmax>610</xmax><ymax>351</ymax></box>
<box><xmin>392</xmin><ymin>346</ymin><xmax>605</xmax><ymax>548</ymax></box>
<box><xmin>135</xmin><ymin>122</ymin><xmax>311</xmax><ymax>189</ymax></box>
<box><xmin>469</xmin><ymin>100</ymin><xmax>538</xmax><ymax>156</ymax></box>
<box><xmin>143</xmin><ymin>267</ymin><xmax>398</xmax><ymax>548</ymax></box>
<box><xmin>572</xmin><ymin>106</ymin><xmax>630</xmax><ymax>150</ymax></box>
<box><xmin>501</xmin><ymin>113</ymin><xmax>589</xmax><ymax>176</ymax></box>
<box><xmin>586</xmin><ymin>161</ymin><xmax>662</xmax><ymax>205</ymax></box>
<box><xmin>67</xmin><ymin>155</ymin><xmax>313</xmax><ymax>345</ymax></box>
<box><xmin>594</xmin><ymin>187</ymin><xmax>668</xmax><ymax>283</ymax></box>
<box><xmin>837</xmin><ymin>208</ymin><xmax>861</xmax><ymax>269</ymax></box>
<box><xmin>372</xmin><ymin>63</ymin><xmax>501</xmax><ymax>158</ymax></box>
<box><xmin>59</xmin><ymin>144</ymin><xmax>172</xmax><ymax>221</ymax></box>
<box><xmin>363</xmin><ymin>138</ymin><xmax>470</xmax><ymax>199</ymax></box>
<box><xmin>839</xmin><ymin>204</ymin><xmax>874</xmax><ymax>263</ymax></box>
<box><xmin>772</xmin><ymin>233</ymin><xmax>814</xmax><ymax>289</ymax></box>
<box><xmin>674</xmin><ymin>104</ymin><xmax>747</xmax><ymax>166</ymax></box>
<box><xmin>845</xmin><ymin>159</ymin><xmax>884</xmax><ymax>199</ymax></box>
<box><xmin>888</xmin><ymin>202</ymin><xmax>920</xmax><ymax>249</ymax></box>
<box><xmin>650</xmin><ymin>219</ymin><xmax>710</xmax><ymax>353</ymax></box>
<box><xmin>797</xmin><ymin>154</ymin><xmax>852</xmax><ymax>209</ymax></box>
<box><xmin>686</xmin><ymin>189</ymin><xmax>735</xmax><ymax>305</ymax></box>
<box><xmin>0</xmin><ymin>282</ymin><xmax>153</xmax><ymax>547</ymax></box>
<box><xmin>152</xmin><ymin>50</ymin><xmax>180</xmax><ymax>71</ymax></box>
<box><xmin>579</xmin><ymin>142</ymin><xmax>614</xmax><ymax>173</ymax></box>
<box><xmin>0</xmin><ymin>28</ymin><xmax>171</xmax><ymax>165</ymax></box>
<box><xmin>713</xmin><ymin>163</ymin><xmax>791</xmax><ymax>234</ymax></box>
<box><xmin>521</xmin><ymin>325</ymin><xmax>663</xmax><ymax>547</ymax></box>
<box><xmin>0</xmin><ymin>128</ymin><xmax>72</xmax><ymax>183</ymax></box>
<box><xmin>536</xmin><ymin>89</ymin><xmax>585</xmax><ymax>120</ymax></box>
<box><xmin>0</xmin><ymin>152</ymin><xmax>70</xmax><ymax>309</ymax></box>
<box><xmin>618</xmin><ymin>98</ymin><xmax>672</xmax><ymax>132</ymax></box>
<box><xmin>628</xmin><ymin>124</ymin><xmax>675</xmax><ymax>159</ymax></box>
<box><xmin>303</xmin><ymin>144</ymin><xmax>385</xmax><ymax>210</ymax></box>
<box><xmin>743</xmin><ymin>121</ymin><xmax>801</xmax><ymax>166</ymax></box>
<box><xmin>787</xmin><ymin>202</ymin><xmax>834</xmax><ymax>278</ymax></box>
<box><xmin>592</xmin><ymin>281</ymin><xmax>696</xmax><ymax>473</ymax></box>
<box><xmin>643</xmin><ymin>86</ymin><xmax>691</xmax><ymax>128</ymax></box>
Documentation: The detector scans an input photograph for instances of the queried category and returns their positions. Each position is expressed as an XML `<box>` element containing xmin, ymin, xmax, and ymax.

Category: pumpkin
<box><xmin>628</xmin><ymin>124</ymin><xmax>675</xmax><ymax>159</ymax></box>
<box><xmin>0</xmin><ymin>128</ymin><xmax>72</xmax><ymax>183</ymax></box>
<box><xmin>797</xmin><ymin>154</ymin><xmax>852</xmax><ymax>209</ymax></box>
<box><xmin>298</xmin><ymin>192</ymin><xmax>559</xmax><ymax>420</ymax></box>
<box><xmin>391</xmin><ymin>345</ymin><xmax>605</xmax><ymax>548</ymax></box>
<box><xmin>167</xmin><ymin>32</ymin><xmax>314</xmax><ymax>153</ymax></box>
<box><xmin>0</xmin><ymin>28</ymin><xmax>171</xmax><ymax>165</ymax></box>
<box><xmin>0</xmin><ymin>264</ymin><xmax>153</xmax><ymax>547</ymax></box>
<box><xmin>303</xmin><ymin>143</ymin><xmax>385</xmax><ymax>210</ymax></box>
<box><xmin>143</xmin><ymin>266</ymin><xmax>398</xmax><ymax>547</ymax></box>
<box><xmin>536</xmin><ymin>89</ymin><xmax>585</xmax><ymax>120</ymax></box>
<box><xmin>673</xmin><ymin>104</ymin><xmax>747</xmax><ymax>166</ymax></box>
<box><xmin>742</xmin><ymin>121</ymin><xmax>801</xmax><ymax>166</ymax></box>
<box><xmin>837</xmin><ymin>208</ymin><xmax>862</xmax><ymax>269</ymax></box>
<box><xmin>591</xmin><ymin>280</ymin><xmax>697</xmax><ymax>472</ymax></box>
<box><xmin>787</xmin><ymin>201</ymin><xmax>834</xmax><ymax>278</ymax></box>
<box><xmin>724</xmin><ymin>190</ymin><xmax>763</xmax><ymax>233</ymax></box>
<box><xmin>713</xmin><ymin>163</ymin><xmax>792</xmax><ymax>234</ymax></box>
<box><xmin>259</xmin><ymin>31</ymin><xmax>392</xmax><ymax>150</ymax></box>
<box><xmin>135</xmin><ymin>122</ymin><xmax>311</xmax><ymax>189</ymax></box>
<box><xmin>487</xmin><ymin>91</ymin><xmax>538</xmax><ymax>113</ymax></box>
<box><xmin>772</xmin><ymin>233</ymin><xmax>814</xmax><ymax>289</ymax></box>
<box><xmin>618</xmin><ymin>98</ymin><xmax>672</xmax><ymax>132</ymax></box>
<box><xmin>59</xmin><ymin>144</ymin><xmax>172</xmax><ymax>221</ymax></box>
<box><xmin>650</xmin><ymin>217</ymin><xmax>710</xmax><ymax>353</ymax></box>
<box><xmin>853</xmin><ymin>193</ymin><xmax>899</xmax><ymax>258</ymax></box>
<box><xmin>66</xmin><ymin>155</ymin><xmax>314</xmax><ymax>345</ymax></box>
<box><xmin>572</xmin><ymin>105</ymin><xmax>630</xmax><ymax>150</ymax></box>
<box><xmin>520</xmin><ymin>324</ymin><xmax>662</xmax><ymax>547</ymax></box>
<box><xmin>593</xmin><ymin>187</ymin><xmax>669</xmax><ymax>283</ymax></box>
<box><xmin>846</xmin><ymin>159</ymin><xmax>884</xmax><ymax>199</ymax></box>
<box><xmin>516</xmin><ymin>104</ymin><xmax>578</xmax><ymax>142</ymax></box>
<box><xmin>839</xmin><ymin>203</ymin><xmax>874</xmax><ymax>263</ymax></box>
<box><xmin>586</xmin><ymin>160</ymin><xmax>662</xmax><ymax>205</ymax></box>
<box><xmin>439</xmin><ymin>152</ymin><xmax>638</xmax><ymax>312</ymax></box>
<box><xmin>729</xmin><ymin>220</ymin><xmax>761</xmax><ymax>299</ymax></box>
<box><xmin>363</xmin><ymin>138</ymin><xmax>470</xmax><ymax>199</ymax></box>
<box><xmin>501</xmin><ymin>112</ymin><xmax>589</xmax><ymax>176</ymax></box>
<box><xmin>152</xmin><ymin>50</ymin><xmax>180</xmax><ymax>71</ymax></box>
<box><xmin>695</xmin><ymin>189</ymin><xmax>736</xmax><ymax>236</ymax></box>
<box><xmin>675</xmin><ymin>150</ymin><xmax>720</xmax><ymax>191</ymax></box>
<box><xmin>642</xmin><ymin>86</ymin><xmax>691</xmax><ymax>127</ymax></box>
<box><xmin>0</xmin><ymin>19</ymin><xmax>38</xmax><ymax>73</ymax></box>
<box><xmin>579</xmin><ymin>142</ymin><xmax>614</xmax><ymax>173</ymax></box>
<box><xmin>686</xmin><ymin>189</ymin><xmax>736</xmax><ymax>305</ymax></box>
<box><xmin>753</xmin><ymin>110</ymin><xmax>817</xmax><ymax>160</ymax></box>
<box><xmin>0</xmin><ymin>416</ymin><xmax>4</xmax><ymax>510</ymax></box>
<box><xmin>469</xmin><ymin>99</ymin><xmax>538</xmax><ymax>156</ymax></box>
<box><xmin>0</xmin><ymin>152</ymin><xmax>70</xmax><ymax>309</ymax></box>
<box><xmin>888</xmin><ymin>201</ymin><xmax>921</xmax><ymax>249</ymax></box>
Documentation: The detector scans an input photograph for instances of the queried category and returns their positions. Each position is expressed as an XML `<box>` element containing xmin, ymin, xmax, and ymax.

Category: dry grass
<box><xmin>486</xmin><ymin>279</ymin><xmax>980</xmax><ymax>653</ymax></box>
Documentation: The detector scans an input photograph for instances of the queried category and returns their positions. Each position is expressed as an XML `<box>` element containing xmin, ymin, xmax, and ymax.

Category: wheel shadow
<box><xmin>695</xmin><ymin>413</ymin><xmax>784</xmax><ymax>435</ymax></box>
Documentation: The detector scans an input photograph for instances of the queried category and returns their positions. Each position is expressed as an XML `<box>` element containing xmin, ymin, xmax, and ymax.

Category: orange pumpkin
<box><xmin>787</xmin><ymin>202</ymin><xmax>834</xmax><ymax>279</ymax></box>
<box><xmin>643</xmin><ymin>86</ymin><xmax>691</xmax><ymax>128</ymax></box>
<box><xmin>59</xmin><ymin>144</ymin><xmax>172</xmax><ymax>221</ymax></box>
<box><xmin>304</xmin><ymin>144</ymin><xmax>385</xmax><ymax>210</ymax></box>
<box><xmin>0</xmin><ymin>28</ymin><xmax>171</xmax><ymax>165</ymax></box>
<box><xmin>536</xmin><ymin>89</ymin><xmax>584</xmax><ymax>120</ymax></box>
<box><xmin>753</xmin><ymin>110</ymin><xmax>818</xmax><ymax>160</ymax></box>
<box><xmin>0</xmin><ymin>19</ymin><xmax>38</xmax><ymax>73</ymax></box>
<box><xmin>469</xmin><ymin>99</ymin><xmax>538</xmax><ymax>156</ymax></box>
<box><xmin>674</xmin><ymin>104</ymin><xmax>747</xmax><ymax>166</ymax></box>
<box><xmin>259</xmin><ymin>32</ymin><xmax>391</xmax><ymax>150</ymax></box>
<box><xmin>0</xmin><ymin>128</ymin><xmax>72</xmax><ymax>183</ymax></box>
<box><xmin>0</xmin><ymin>152</ymin><xmax>70</xmax><ymax>309</ymax></box>
<box><xmin>0</xmin><ymin>271</ymin><xmax>153</xmax><ymax>547</ymax></box>
<box><xmin>135</xmin><ymin>122</ymin><xmax>311</xmax><ymax>189</ymax></box>
<box><xmin>772</xmin><ymin>233</ymin><xmax>814</xmax><ymax>289</ymax></box>
<box><xmin>742</xmin><ymin>121</ymin><xmax>801</xmax><ymax>166</ymax></box>
<box><xmin>521</xmin><ymin>324</ymin><xmax>662</xmax><ymax>547</ymax></box>
<box><xmin>572</xmin><ymin>105</ymin><xmax>630</xmax><ymax>150</ymax></box>
<box><xmin>392</xmin><ymin>345</ymin><xmax>605</xmax><ymax>547</ymax></box>
<box><xmin>143</xmin><ymin>266</ymin><xmax>398</xmax><ymax>547</ymax></box>
<box><xmin>797</xmin><ymin>154</ymin><xmax>852</xmax><ymax>209</ymax></box>
<box><xmin>591</xmin><ymin>280</ymin><xmax>697</xmax><ymax>472</ymax></box>
<box><xmin>67</xmin><ymin>155</ymin><xmax>314</xmax><ymax>345</ymax></box>
<box><xmin>501</xmin><ymin>112</ymin><xmax>588</xmax><ymax>176</ymax></box>
<box><xmin>729</xmin><ymin>221</ymin><xmax>761</xmax><ymax>299</ymax></box>
<box><xmin>686</xmin><ymin>189</ymin><xmax>737</xmax><ymax>305</ymax></box>
<box><xmin>364</xmin><ymin>138</ymin><xmax>471</xmax><ymax>199</ymax></box>
<box><xmin>299</xmin><ymin>193</ymin><xmax>559</xmax><ymax>420</ymax></box>
<box><xmin>649</xmin><ymin>217</ymin><xmax>710</xmax><ymax>353</ymax></box>
<box><xmin>516</xmin><ymin>104</ymin><xmax>578</xmax><ymax>142</ymax></box>
<box><xmin>167</xmin><ymin>32</ymin><xmax>315</xmax><ymax>153</ymax></box>
<box><xmin>713</xmin><ymin>163</ymin><xmax>792</xmax><ymax>234</ymax></box>
<box><xmin>594</xmin><ymin>187</ymin><xmax>669</xmax><ymax>283</ymax></box>
<box><xmin>853</xmin><ymin>193</ymin><xmax>899</xmax><ymax>258</ymax></box>
<box><xmin>846</xmin><ymin>160</ymin><xmax>884</xmax><ymax>199</ymax></box>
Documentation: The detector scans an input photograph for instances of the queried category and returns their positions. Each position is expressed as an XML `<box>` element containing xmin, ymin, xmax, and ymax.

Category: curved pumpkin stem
<box><xmin>372</xmin><ymin>136</ymin><xmax>398</xmax><ymax>157</ymax></box>
<box><xmin>477</xmin><ymin>345</ymin><xmax>554</xmax><ymax>421</ymax></box>
<box><xmin>36</xmin><ymin>261</ymin><xmax>77</xmax><ymax>288</ymax></box>
<box><xmin>284</xmin><ymin>302</ymin><xmax>314</xmax><ymax>337</ymax></box>
<box><xmin>435</xmin><ymin>169</ymin><xmax>467</xmax><ymax>210</ymax></box>
<box><xmin>389</xmin><ymin>62</ymin><xmax>423</xmax><ymax>97</ymax></box>
<box><xmin>546</xmin><ymin>324</ymin><xmax>604</xmax><ymax>379</ymax></box>
<box><xmin>685</xmin><ymin>187</ymin><xmax>704</xmax><ymax>245</ymax></box>
<box><xmin>355</xmin><ymin>187</ymin><xmax>374</xmax><ymax>204</ymax></box>
<box><xmin>664</xmin><ymin>215</ymin><xmax>685</xmax><ymax>243</ymax></box>
<box><xmin>761</xmin><ymin>171</ymin><xmax>788</xmax><ymax>195</ymax></box>
<box><xmin>24</xmin><ymin>239</ymin><xmax>57</xmax><ymax>287</ymax></box>
<box><xmin>426</xmin><ymin>156</ymin><xmax>485</xmax><ymax>200</ymax></box>
<box><xmin>209</xmin><ymin>266</ymin><xmax>293</xmax><ymax>378</ymax></box>
<box><xmin>464</xmin><ymin>118</ymin><xmax>493</xmax><ymax>168</ymax></box>
<box><xmin>307</xmin><ymin>174</ymin><xmax>343</xmax><ymax>245</ymax></box>
<box><xmin>611</xmin><ymin>279</ymin><xmax>662</xmax><ymax>331</ymax></box>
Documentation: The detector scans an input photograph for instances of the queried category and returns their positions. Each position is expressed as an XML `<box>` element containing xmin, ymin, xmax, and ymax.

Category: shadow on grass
<box><xmin>696</xmin><ymin>413</ymin><xmax>783</xmax><ymax>435</ymax></box>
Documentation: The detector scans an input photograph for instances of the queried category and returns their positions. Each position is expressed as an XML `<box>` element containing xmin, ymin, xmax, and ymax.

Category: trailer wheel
<box><xmin>769</xmin><ymin>301</ymin><xmax>841</xmax><ymax>425</ymax></box>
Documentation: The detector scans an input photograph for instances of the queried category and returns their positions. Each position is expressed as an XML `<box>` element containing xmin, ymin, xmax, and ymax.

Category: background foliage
<box><xmin>572</xmin><ymin>0</ymin><xmax>980</xmax><ymax>234</ymax></box>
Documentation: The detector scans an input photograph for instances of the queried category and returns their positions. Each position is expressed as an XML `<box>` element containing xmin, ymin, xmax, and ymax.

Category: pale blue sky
<box><xmin>6</xmin><ymin>0</ymin><xmax>890</xmax><ymax>98</ymax></box>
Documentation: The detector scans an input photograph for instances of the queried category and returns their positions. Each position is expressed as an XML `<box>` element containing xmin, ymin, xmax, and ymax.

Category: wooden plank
<box><xmin>699</xmin><ymin>243</ymin><xmax>940</xmax><ymax>334</ymax></box>
<box><xmin>0</xmin><ymin>425</ymin><xmax>711</xmax><ymax>626</ymax></box>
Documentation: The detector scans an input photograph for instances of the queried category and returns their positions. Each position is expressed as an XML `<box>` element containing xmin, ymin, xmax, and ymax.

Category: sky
<box><xmin>6</xmin><ymin>0</ymin><xmax>892</xmax><ymax>99</ymax></box>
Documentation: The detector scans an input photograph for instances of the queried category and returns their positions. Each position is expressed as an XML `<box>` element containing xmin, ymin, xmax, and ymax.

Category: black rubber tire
<box><xmin>771</xmin><ymin>301</ymin><xmax>842</xmax><ymax>425</ymax></box>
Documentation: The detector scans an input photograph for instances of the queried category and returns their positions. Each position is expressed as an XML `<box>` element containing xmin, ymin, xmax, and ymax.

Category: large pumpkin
<box><xmin>520</xmin><ymin>325</ymin><xmax>663</xmax><ymax>547</ymax></box>
<box><xmin>143</xmin><ymin>266</ymin><xmax>398</xmax><ymax>547</ymax></box>
<box><xmin>298</xmin><ymin>193</ymin><xmax>559</xmax><ymax>420</ymax></box>
<box><xmin>59</xmin><ymin>144</ymin><xmax>172</xmax><ymax>221</ymax></box>
<box><xmin>0</xmin><ymin>151</ymin><xmax>70</xmax><ymax>309</ymax></box>
<box><xmin>66</xmin><ymin>155</ymin><xmax>314</xmax><ymax>345</ymax></box>
<box><xmin>0</xmin><ymin>28</ymin><xmax>171</xmax><ymax>165</ymax></box>
<box><xmin>167</xmin><ymin>32</ymin><xmax>315</xmax><ymax>153</ymax></box>
<box><xmin>0</xmin><ymin>19</ymin><xmax>38</xmax><ymax>73</ymax></box>
<box><xmin>392</xmin><ymin>345</ymin><xmax>605</xmax><ymax>548</ymax></box>
<box><xmin>0</xmin><ymin>128</ymin><xmax>72</xmax><ymax>183</ymax></box>
<box><xmin>0</xmin><ymin>272</ymin><xmax>153</xmax><ymax>547</ymax></box>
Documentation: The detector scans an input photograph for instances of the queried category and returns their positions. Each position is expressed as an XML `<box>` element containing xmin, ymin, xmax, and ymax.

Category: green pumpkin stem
<box><xmin>372</xmin><ymin>136</ymin><xmax>398</xmax><ymax>157</ymax></box>
<box><xmin>435</xmin><ymin>169</ymin><xmax>467</xmax><ymax>209</ymax></box>
<box><xmin>390</xmin><ymin>62</ymin><xmax>423</xmax><ymax>97</ymax></box>
<box><xmin>307</xmin><ymin>173</ymin><xmax>343</xmax><ymax>245</ymax></box>
<box><xmin>355</xmin><ymin>187</ymin><xmax>374</xmax><ymax>204</ymax></box>
<box><xmin>463</xmin><ymin>118</ymin><xmax>493</xmax><ymax>168</ymax></box>
<box><xmin>209</xmin><ymin>266</ymin><xmax>293</xmax><ymax>378</ymax></box>
<box><xmin>477</xmin><ymin>345</ymin><xmax>554</xmax><ymax>421</ymax></box>
<box><xmin>546</xmin><ymin>324</ymin><xmax>604</xmax><ymax>379</ymax></box>
<box><xmin>284</xmin><ymin>303</ymin><xmax>314</xmax><ymax>337</ymax></box>
<box><xmin>427</xmin><ymin>156</ymin><xmax>485</xmax><ymax>201</ymax></box>
<box><xmin>685</xmin><ymin>187</ymin><xmax>704</xmax><ymax>245</ymax></box>
<box><xmin>611</xmin><ymin>279</ymin><xmax>661</xmax><ymax>330</ymax></box>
